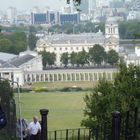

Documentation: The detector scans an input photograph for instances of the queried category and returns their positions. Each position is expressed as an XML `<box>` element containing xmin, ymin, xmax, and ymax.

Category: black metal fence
<box><xmin>42</xmin><ymin>107</ymin><xmax>140</xmax><ymax>140</ymax></box>
<box><xmin>48</xmin><ymin>128</ymin><xmax>90</xmax><ymax>140</ymax></box>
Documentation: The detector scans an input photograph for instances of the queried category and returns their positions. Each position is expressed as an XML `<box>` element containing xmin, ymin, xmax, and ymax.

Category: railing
<box><xmin>40</xmin><ymin>107</ymin><xmax>140</xmax><ymax>140</ymax></box>
<box><xmin>48</xmin><ymin>128</ymin><xmax>90</xmax><ymax>140</ymax></box>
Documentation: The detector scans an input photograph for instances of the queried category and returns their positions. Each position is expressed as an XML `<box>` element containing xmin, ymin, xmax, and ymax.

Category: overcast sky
<box><xmin>0</xmin><ymin>0</ymin><xmax>67</xmax><ymax>11</ymax></box>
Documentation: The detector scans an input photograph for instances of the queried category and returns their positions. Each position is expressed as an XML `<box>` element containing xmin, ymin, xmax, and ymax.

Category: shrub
<box><xmin>60</xmin><ymin>87</ymin><xmax>82</xmax><ymax>92</ymax></box>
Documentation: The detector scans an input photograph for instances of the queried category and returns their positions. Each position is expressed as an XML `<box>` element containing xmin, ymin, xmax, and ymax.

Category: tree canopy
<box><xmin>0</xmin><ymin>80</ymin><xmax>16</xmax><ymax>139</ymax></box>
<box><xmin>0</xmin><ymin>32</ymin><xmax>27</xmax><ymax>54</ymax></box>
<box><xmin>81</xmin><ymin>61</ymin><xmax>140</xmax><ymax>130</ymax></box>
<box><xmin>89</xmin><ymin>44</ymin><xmax>106</xmax><ymax>65</ymax></box>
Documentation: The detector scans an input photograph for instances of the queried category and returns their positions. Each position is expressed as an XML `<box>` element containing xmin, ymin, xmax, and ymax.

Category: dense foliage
<box><xmin>0</xmin><ymin>32</ymin><xmax>27</xmax><ymax>54</ymax></box>
<box><xmin>119</xmin><ymin>20</ymin><xmax>140</xmax><ymax>39</ymax></box>
<box><xmin>48</xmin><ymin>20</ymin><xmax>140</xmax><ymax>40</ymax></box>
<box><xmin>81</xmin><ymin>61</ymin><xmax>140</xmax><ymax>129</ymax></box>
<box><xmin>0</xmin><ymin>80</ymin><xmax>16</xmax><ymax>139</ymax></box>
<box><xmin>48</xmin><ymin>22</ymin><xmax>105</xmax><ymax>34</ymax></box>
<box><xmin>40</xmin><ymin>51</ymin><xmax>56</xmax><ymax>69</ymax></box>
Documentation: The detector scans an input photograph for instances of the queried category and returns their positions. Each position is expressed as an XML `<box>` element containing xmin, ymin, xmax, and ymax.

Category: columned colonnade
<box><xmin>24</xmin><ymin>68</ymin><xmax>118</xmax><ymax>83</ymax></box>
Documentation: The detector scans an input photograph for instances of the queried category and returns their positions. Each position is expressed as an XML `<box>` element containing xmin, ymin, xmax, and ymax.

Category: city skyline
<box><xmin>0</xmin><ymin>0</ymin><xmax>67</xmax><ymax>11</ymax></box>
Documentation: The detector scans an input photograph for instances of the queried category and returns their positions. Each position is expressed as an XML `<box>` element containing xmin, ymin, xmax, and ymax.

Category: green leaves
<box><xmin>82</xmin><ymin>62</ymin><xmax>140</xmax><ymax>129</ymax></box>
<box><xmin>60</xmin><ymin>53</ymin><xmax>69</xmax><ymax>67</ymax></box>
<box><xmin>0</xmin><ymin>32</ymin><xmax>27</xmax><ymax>54</ymax></box>
<box><xmin>107</xmin><ymin>49</ymin><xmax>119</xmax><ymax>66</ymax></box>
<box><xmin>89</xmin><ymin>44</ymin><xmax>106</xmax><ymax>65</ymax></box>
<box><xmin>41</xmin><ymin>51</ymin><xmax>56</xmax><ymax>69</ymax></box>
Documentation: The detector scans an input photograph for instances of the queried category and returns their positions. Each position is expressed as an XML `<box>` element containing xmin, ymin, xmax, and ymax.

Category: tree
<box><xmin>29</xmin><ymin>26</ymin><xmax>37</xmax><ymax>33</ymax></box>
<box><xmin>107</xmin><ymin>49</ymin><xmax>119</xmax><ymax>66</ymax></box>
<box><xmin>28</xmin><ymin>33</ymin><xmax>38</xmax><ymax>50</ymax></box>
<box><xmin>0</xmin><ymin>38</ymin><xmax>12</xmax><ymax>52</ymax></box>
<box><xmin>119</xmin><ymin>20</ymin><xmax>140</xmax><ymax>39</ymax></box>
<box><xmin>60</xmin><ymin>52</ymin><xmax>69</xmax><ymax>67</ymax></box>
<box><xmin>8</xmin><ymin>32</ymin><xmax>27</xmax><ymax>53</ymax></box>
<box><xmin>89</xmin><ymin>44</ymin><xmax>106</xmax><ymax>65</ymax></box>
<box><xmin>14</xmin><ymin>41</ymin><xmax>27</xmax><ymax>54</ymax></box>
<box><xmin>41</xmin><ymin>51</ymin><xmax>56</xmax><ymax>69</ymax></box>
<box><xmin>77</xmin><ymin>49</ymin><xmax>89</xmax><ymax>66</ymax></box>
<box><xmin>70</xmin><ymin>52</ymin><xmax>78</xmax><ymax>66</ymax></box>
<box><xmin>81</xmin><ymin>62</ymin><xmax>140</xmax><ymax>130</ymax></box>
<box><xmin>0</xmin><ymin>79</ymin><xmax>16</xmax><ymax>139</ymax></box>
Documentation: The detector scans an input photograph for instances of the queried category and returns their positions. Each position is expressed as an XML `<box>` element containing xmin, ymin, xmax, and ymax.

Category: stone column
<box><xmin>40</xmin><ymin>109</ymin><xmax>49</xmax><ymax>140</ymax></box>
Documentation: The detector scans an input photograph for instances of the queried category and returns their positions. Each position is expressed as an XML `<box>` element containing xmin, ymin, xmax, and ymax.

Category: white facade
<box><xmin>18</xmin><ymin>51</ymin><xmax>43</xmax><ymax>71</ymax></box>
<box><xmin>127</xmin><ymin>11</ymin><xmax>140</xmax><ymax>20</ymax></box>
<box><xmin>0</xmin><ymin>51</ymin><xmax>43</xmax><ymax>86</ymax></box>
<box><xmin>105</xmin><ymin>17</ymin><xmax>119</xmax><ymax>52</ymax></box>
<box><xmin>125</xmin><ymin>46</ymin><xmax>140</xmax><ymax>66</ymax></box>
<box><xmin>0</xmin><ymin>68</ymin><xmax>24</xmax><ymax>86</ymax></box>
<box><xmin>36</xmin><ymin>32</ymin><xmax>105</xmax><ymax>66</ymax></box>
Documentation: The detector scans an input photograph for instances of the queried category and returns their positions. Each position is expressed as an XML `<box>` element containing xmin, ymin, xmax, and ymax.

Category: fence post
<box><xmin>112</xmin><ymin>111</ymin><xmax>121</xmax><ymax>140</ymax></box>
<box><xmin>78</xmin><ymin>128</ymin><xmax>80</xmax><ymax>140</ymax></box>
<box><xmin>66</xmin><ymin>129</ymin><xmax>68</xmax><ymax>140</ymax></box>
<box><xmin>133</xmin><ymin>107</ymin><xmax>138</xmax><ymax>139</ymax></box>
<box><xmin>40</xmin><ymin>109</ymin><xmax>49</xmax><ymax>140</ymax></box>
<box><xmin>54</xmin><ymin>130</ymin><xmax>57</xmax><ymax>140</ymax></box>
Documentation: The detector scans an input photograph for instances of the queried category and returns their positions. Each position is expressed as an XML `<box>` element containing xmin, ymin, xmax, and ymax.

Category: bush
<box><xmin>60</xmin><ymin>87</ymin><xmax>82</xmax><ymax>92</ymax></box>
<box><xmin>33</xmin><ymin>87</ymin><xmax>48</xmax><ymax>93</ymax></box>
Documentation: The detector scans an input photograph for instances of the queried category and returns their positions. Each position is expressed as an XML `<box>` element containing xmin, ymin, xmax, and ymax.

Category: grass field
<box><xmin>15</xmin><ymin>91</ymin><xmax>90</xmax><ymax>131</ymax></box>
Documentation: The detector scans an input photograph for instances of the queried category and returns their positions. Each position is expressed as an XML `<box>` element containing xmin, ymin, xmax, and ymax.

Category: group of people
<box><xmin>16</xmin><ymin>116</ymin><xmax>41</xmax><ymax>140</ymax></box>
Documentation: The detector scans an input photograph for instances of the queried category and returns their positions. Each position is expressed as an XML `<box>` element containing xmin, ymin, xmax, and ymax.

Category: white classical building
<box><xmin>125</xmin><ymin>46</ymin><xmax>140</xmax><ymax>66</ymax></box>
<box><xmin>0</xmin><ymin>17</ymin><xmax>120</xmax><ymax>86</ymax></box>
<box><xmin>36</xmin><ymin>31</ymin><xmax>105</xmax><ymax>66</ymax></box>
<box><xmin>36</xmin><ymin>17</ymin><xmax>119</xmax><ymax>66</ymax></box>
<box><xmin>0</xmin><ymin>51</ymin><xmax>43</xmax><ymax>86</ymax></box>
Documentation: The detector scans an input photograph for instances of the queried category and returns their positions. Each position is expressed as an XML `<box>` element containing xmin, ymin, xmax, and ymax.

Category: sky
<box><xmin>0</xmin><ymin>0</ymin><xmax>67</xmax><ymax>11</ymax></box>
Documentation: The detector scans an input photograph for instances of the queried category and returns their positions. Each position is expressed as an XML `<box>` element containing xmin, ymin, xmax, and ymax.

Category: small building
<box><xmin>0</xmin><ymin>51</ymin><xmax>43</xmax><ymax>86</ymax></box>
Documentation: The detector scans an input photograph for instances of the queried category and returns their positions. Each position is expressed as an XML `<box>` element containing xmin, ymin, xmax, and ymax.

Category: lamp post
<box><xmin>0</xmin><ymin>77</ymin><xmax>23</xmax><ymax>140</ymax></box>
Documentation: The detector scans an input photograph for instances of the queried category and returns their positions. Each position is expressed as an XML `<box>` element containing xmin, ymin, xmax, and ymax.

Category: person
<box><xmin>28</xmin><ymin>116</ymin><xmax>41</xmax><ymax>140</ymax></box>
<box><xmin>16</xmin><ymin>118</ymin><xmax>29</xmax><ymax>140</ymax></box>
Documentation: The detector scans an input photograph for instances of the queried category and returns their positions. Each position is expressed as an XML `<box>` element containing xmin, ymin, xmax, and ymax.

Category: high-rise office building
<box><xmin>7</xmin><ymin>7</ymin><xmax>17</xmax><ymax>24</ymax></box>
<box><xmin>59</xmin><ymin>12</ymin><xmax>80</xmax><ymax>25</ymax></box>
<box><xmin>31</xmin><ymin>13</ymin><xmax>48</xmax><ymax>24</ymax></box>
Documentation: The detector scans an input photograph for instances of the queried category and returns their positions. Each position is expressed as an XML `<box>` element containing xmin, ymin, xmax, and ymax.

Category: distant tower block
<box><xmin>105</xmin><ymin>17</ymin><xmax>119</xmax><ymax>53</ymax></box>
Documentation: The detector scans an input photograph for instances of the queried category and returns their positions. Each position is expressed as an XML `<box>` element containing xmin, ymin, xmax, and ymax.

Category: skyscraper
<box><xmin>80</xmin><ymin>0</ymin><xmax>96</xmax><ymax>15</ymax></box>
<box><xmin>80</xmin><ymin>0</ymin><xmax>90</xmax><ymax>14</ymax></box>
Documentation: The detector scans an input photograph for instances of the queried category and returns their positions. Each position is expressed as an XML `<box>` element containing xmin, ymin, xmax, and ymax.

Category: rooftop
<box><xmin>0</xmin><ymin>52</ymin><xmax>17</xmax><ymax>62</ymax></box>
<box><xmin>1</xmin><ymin>54</ymin><xmax>35</xmax><ymax>68</ymax></box>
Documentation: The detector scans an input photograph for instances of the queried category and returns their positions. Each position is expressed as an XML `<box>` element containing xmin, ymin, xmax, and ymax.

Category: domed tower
<box><xmin>105</xmin><ymin>17</ymin><xmax>119</xmax><ymax>53</ymax></box>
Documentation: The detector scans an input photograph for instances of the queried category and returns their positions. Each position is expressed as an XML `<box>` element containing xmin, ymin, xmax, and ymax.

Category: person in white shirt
<box><xmin>28</xmin><ymin>116</ymin><xmax>41</xmax><ymax>140</ymax></box>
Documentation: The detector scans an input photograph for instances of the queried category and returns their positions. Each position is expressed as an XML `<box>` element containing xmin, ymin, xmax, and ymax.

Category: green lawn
<box><xmin>14</xmin><ymin>91</ymin><xmax>90</xmax><ymax>131</ymax></box>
